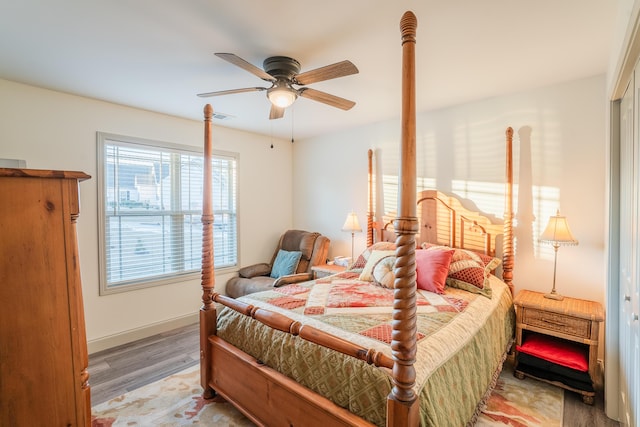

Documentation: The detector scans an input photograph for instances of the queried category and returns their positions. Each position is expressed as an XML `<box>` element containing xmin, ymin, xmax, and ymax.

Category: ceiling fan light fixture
<box><xmin>267</xmin><ymin>83</ymin><xmax>297</xmax><ymax>108</ymax></box>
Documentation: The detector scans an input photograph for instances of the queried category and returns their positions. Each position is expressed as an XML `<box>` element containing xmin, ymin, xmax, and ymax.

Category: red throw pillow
<box><xmin>516</xmin><ymin>333</ymin><xmax>589</xmax><ymax>372</ymax></box>
<box><xmin>421</xmin><ymin>243</ymin><xmax>500</xmax><ymax>298</ymax></box>
<box><xmin>415</xmin><ymin>248</ymin><xmax>455</xmax><ymax>293</ymax></box>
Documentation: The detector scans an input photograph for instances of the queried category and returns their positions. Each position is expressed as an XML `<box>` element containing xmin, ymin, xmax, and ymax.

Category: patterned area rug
<box><xmin>476</xmin><ymin>363</ymin><xmax>564</xmax><ymax>426</ymax></box>
<box><xmin>92</xmin><ymin>363</ymin><xmax>563</xmax><ymax>426</ymax></box>
<box><xmin>91</xmin><ymin>364</ymin><xmax>252</xmax><ymax>427</ymax></box>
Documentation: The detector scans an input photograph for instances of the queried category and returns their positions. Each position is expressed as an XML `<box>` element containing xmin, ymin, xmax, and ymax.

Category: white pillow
<box><xmin>358</xmin><ymin>250</ymin><xmax>395</xmax><ymax>281</ymax></box>
<box><xmin>372</xmin><ymin>255</ymin><xmax>396</xmax><ymax>288</ymax></box>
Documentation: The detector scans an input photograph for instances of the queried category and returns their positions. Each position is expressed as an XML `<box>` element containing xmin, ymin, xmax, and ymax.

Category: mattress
<box><xmin>217</xmin><ymin>272</ymin><xmax>515</xmax><ymax>426</ymax></box>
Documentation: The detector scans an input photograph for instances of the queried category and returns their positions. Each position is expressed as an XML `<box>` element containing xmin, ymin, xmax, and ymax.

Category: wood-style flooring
<box><xmin>89</xmin><ymin>322</ymin><xmax>200</xmax><ymax>406</ymax></box>
<box><xmin>88</xmin><ymin>322</ymin><xmax>620</xmax><ymax>426</ymax></box>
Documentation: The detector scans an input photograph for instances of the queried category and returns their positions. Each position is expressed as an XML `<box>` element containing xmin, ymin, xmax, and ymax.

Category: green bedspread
<box><xmin>217</xmin><ymin>272</ymin><xmax>515</xmax><ymax>426</ymax></box>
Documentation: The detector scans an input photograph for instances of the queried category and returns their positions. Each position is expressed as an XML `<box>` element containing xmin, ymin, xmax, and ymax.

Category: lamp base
<box><xmin>544</xmin><ymin>292</ymin><xmax>564</xmax><ymax>301</ymax></box>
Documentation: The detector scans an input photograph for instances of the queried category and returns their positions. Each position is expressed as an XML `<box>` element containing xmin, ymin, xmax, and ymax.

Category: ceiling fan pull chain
<box><xmin>270</xmin><ymin>122</ymin><xmax>274</xmax><ymax>149</ymax></box>
<box><xmin>291</xmin><ymin>107</ymin><xmax>295</xmax><ymax>143</ymax></box>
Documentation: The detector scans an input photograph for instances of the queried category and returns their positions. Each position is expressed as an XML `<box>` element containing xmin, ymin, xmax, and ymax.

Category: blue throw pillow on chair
<box><xmin>270</xmin><ymin>249</ymin><xmax>303</xmax><ymax>278</ymax></box>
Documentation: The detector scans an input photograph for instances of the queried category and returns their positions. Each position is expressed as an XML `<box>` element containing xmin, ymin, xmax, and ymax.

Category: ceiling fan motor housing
<box><xmin>263</xmin><ymin>56</ymin><xmax>301</xmax><ymax>80</ymax></box>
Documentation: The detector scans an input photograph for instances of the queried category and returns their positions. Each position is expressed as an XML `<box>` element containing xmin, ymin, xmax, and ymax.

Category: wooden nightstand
<box><xmin>311</xmin><ymin>263</ymin><xmax>346</xmax><ymax>279</ymax></box>
<box><xmin>513</xmin><ymin>290</ymin><xmax>604</xmax><ymax>404</ymax></box>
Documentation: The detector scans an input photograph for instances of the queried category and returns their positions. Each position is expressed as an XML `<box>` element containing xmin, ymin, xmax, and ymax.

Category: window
<box><xmin>97</xmin><ymin>132</ymin><xmax>238</xmax><ymax>295</ymax></box>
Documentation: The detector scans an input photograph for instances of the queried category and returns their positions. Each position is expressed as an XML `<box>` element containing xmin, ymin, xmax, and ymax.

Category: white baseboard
<box><xmin>87</xmin><ymin>312</ymin><xmax>199</xmax><ymax>354</ymax></box>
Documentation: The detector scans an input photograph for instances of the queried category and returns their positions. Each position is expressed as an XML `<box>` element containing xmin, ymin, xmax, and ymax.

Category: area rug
<box><xmin>475</xmin><ymin>363</ymin><xmax>564</xmax><ymax>426</ymax></box>
<box><xmin>92</xmin><ymin>363</ymin><xmax>563</xmax><ymax>426</ymax></box>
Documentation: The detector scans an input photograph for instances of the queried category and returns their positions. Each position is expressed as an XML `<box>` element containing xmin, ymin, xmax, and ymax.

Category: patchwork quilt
<box><xmin>217</xmin><ymin>272</ymin><xmax>515</xmax><ymax>427</ymax></box>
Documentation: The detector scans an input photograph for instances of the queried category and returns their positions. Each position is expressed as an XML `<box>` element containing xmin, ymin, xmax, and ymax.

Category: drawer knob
<box><xmin>634</xmin><ymin>314</ymin><xmax>639</xmax><ymax>321</ymax></box>
<box><xmin>625</xmin><ymin>295</ymin><xmax>631</xmax><ymax>302</ymax></box>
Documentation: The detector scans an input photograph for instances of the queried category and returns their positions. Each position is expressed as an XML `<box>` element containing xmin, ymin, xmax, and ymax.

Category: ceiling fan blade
<box><xmin>215</xmin><ymin>53</ymin><xmax>275</xmax><ymax>82</ymax></box>
<box><xmin>294</xmin><ymin>60</ymin><xmax>359</xmax><ymax>85</ymax></box>
<box><xmin>299</xmin><ymin>88</ymin><xmax>355</xmax><ymax>110</ymax></box>
<box><xmin>197</xmin><ymin>87</ymin><xmax>266</xmax><ymax>98</ymax></box>
<box><xmin>269</xmin><ymin>104</ymin><xmax>285</xmax><ymax>120</ymax></box>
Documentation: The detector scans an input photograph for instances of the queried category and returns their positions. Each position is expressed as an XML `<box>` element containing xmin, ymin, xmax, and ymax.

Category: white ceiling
<box><xmin>0</xmin><ymin>1</ymin><xmax>619</xmax><ymax>141</ymax></box>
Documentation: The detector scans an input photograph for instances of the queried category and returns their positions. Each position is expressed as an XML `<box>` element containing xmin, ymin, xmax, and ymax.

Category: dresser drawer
<box><xmin>522</xmin><ymin>307</ymin><xmax>591</xmax><ymax>339</ymax></box>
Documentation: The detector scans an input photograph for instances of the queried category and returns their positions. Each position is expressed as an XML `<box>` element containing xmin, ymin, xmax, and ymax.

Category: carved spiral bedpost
<box><xmin>387</xmin><ymin>11</ymin><xmax>420</xmax><ymax>427</ymax></box>
<box><xmin>367</xmin><ymin>149</ymin><xmax>374</xmax><ymax>247</ymax></box>
<box><xmin>200</xmin><ymin>104</ymin><xmax>217</xmax><ymax>398</ymax></box>
<box><xmin>502</xmin><ymin>127</ymin><xmax>515</xmax><ymax>294</ymax></box>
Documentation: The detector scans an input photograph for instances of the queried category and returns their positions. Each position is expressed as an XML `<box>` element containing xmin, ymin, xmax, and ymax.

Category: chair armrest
<box><xmin>273</xmin><ymin>272</ymin><xmax>313</xmax><ymax>287</ymax></box>
<box><xmin>238</xmin><ymin>263</ymin><xmax>271</xmax><ymax>278</ymax></box>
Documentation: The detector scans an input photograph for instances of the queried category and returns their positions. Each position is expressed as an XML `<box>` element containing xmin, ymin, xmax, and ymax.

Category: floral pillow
<box><xmin>421</xmin><ymin>243</ymin><xmax>500</xmax><ymax>298</ymax></box>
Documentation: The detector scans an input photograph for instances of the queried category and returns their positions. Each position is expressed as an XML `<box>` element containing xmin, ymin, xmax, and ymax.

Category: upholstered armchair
<box><xmin>225</xmin><ymin>229</ymin><xmax>330</xmax><ymax>298</ymax></box>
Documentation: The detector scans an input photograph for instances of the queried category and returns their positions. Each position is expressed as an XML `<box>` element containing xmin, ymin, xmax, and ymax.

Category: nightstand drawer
<box><xmin>522</xmin><ymin>308</ymin><xmax>591</xmax><ymax>339</ymax></box>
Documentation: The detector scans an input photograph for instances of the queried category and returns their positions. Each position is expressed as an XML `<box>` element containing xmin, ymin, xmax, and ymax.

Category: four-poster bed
<box><xmin>199</xmin><ymin>11</ymin><xmax>516</xmax><ymax>427</ymax></box>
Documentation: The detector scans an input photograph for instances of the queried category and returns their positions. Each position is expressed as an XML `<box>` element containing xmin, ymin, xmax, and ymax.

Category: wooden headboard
<box><xmin>416</xmin><ymin>190</ymin><xmax>504</xmax><ymax>256</ymax></box>
<box><xmin>376</xmin><ymin>192</ymin><xmax>503</xmax><ymax>255</ymax></box>
<box><xmin>368</xmin><ymin>127</ymin><xmax>515</xmax><ymax>293</ymax></box>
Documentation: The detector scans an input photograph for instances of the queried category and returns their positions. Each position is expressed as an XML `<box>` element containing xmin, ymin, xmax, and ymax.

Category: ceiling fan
<box><xmin>197</xmin><ymin>53</ymin><xmax>359</xmax><ymax>120</ymax></box>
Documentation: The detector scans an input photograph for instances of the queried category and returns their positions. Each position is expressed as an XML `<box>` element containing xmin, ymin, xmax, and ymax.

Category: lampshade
<box><xmin>539</xmin><ymin>210</ymin><xmax>578</xmax><ymax>246</ymax></box>
<box><xmin>342</xmin><ymin>212</ymin><xmax>362</xmax><ymax>233</ymax></box>
<box><xmin>267</xmin><ymin>82</ymin><xmax>297</xmax><ymax>108</ymax></box>
<box><xmin>342</xmin><ymin>211</ymin><xmax>362</xmax><ymax>263</ymax></box>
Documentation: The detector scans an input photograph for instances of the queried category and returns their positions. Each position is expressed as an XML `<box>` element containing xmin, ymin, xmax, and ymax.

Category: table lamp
<box><xmin>342</xmin><ymin>211</ymin><xmax>362</xmax><ymax>262</ymax></box>
<box><xmin>539</xmin><ymin>210</ymin><xmax>578</xmax><ymax>301</ymax></box>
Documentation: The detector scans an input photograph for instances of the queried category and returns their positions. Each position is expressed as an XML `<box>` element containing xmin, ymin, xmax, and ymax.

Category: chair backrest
<box><xmin>270</xmin><ymin>230</ymin><xmax>330</xmax><ymax>274</ymax></box>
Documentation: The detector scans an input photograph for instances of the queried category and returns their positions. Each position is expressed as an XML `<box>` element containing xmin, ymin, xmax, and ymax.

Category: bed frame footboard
<box><xmin>208</xmin><ymin>336</ymin><xmax>376</xmax><ymax>426</ymax></box>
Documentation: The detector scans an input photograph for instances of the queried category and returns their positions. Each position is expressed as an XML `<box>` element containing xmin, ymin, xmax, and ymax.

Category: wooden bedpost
<box><xmin>200</xmin><ymin>104</ymin><xmax>217</xmax><ymax>398</ymax></box>
<box><xmin>387</xmin><ymin>11</ymin><xmax>420</xmax><ymax>427</ymax></box>
<box><xmin>367</xmin><ymin>148</ymin><xmax>375</xmax><ymax>247</ymax></box>
<box><xmin>502</xmin><ymin>127</ymin><xmax>515</xmax><ymax>294</ymax></box>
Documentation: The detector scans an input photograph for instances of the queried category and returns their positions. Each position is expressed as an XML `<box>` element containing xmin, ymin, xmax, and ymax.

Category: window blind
<box><xmin>97</xmin><ymin>133</ymin><xmax>237</xmax><ymax>294</ymax></box>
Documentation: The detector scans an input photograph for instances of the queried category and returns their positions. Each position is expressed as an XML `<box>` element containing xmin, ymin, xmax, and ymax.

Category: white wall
<box><xmin>294</xmin><ymin>75</ymin><xmax>607</xmax><ymax>304</ymax></box>
<box><xmin>0</xmin><ymin>79</ymin><xmax>293</xmax><ymax>352</ymax></box>
<box><xmin>0</xmin><ymin>75</ymin><xmax>608</xmax><ymax>354</ymax></box>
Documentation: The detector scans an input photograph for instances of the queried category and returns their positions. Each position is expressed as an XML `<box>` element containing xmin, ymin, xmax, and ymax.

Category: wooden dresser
<box><xmin>0</xmin><ymin>168</ymin><xmax>91</xmax><ymax>426</ymax></box>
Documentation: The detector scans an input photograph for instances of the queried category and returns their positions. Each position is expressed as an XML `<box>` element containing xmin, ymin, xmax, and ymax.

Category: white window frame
<box><xmin>97</xmin><ymin>132</ymin><xmax>238</xmax><ymax>295</ymax></box>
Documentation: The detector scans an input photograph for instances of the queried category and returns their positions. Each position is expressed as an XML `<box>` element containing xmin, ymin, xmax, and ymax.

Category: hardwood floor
<box><xmin>563</xmin><ymin>387</ymin><xmax>620</xmax><ymax>427</ymax></box>
<box><xmin>88</xmin><ymin>323</ymin><xmax>620</xmax><ymax>426</ymax></box>
<box><xmin>89</xmin><ymin>322</ymin><xmax>200</xmax><ymax>406</ymax></box>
